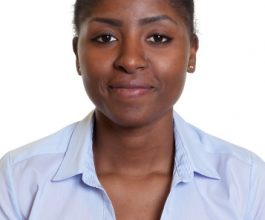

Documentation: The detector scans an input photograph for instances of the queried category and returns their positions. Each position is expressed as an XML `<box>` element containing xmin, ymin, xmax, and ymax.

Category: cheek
<box><xmin>163</xmin><ymin>70</ymin><xmax>186</xmax><ymax>105</ymax></box>
<box><xmin>152</xmin><ymin>52</ymin><xmax>188</xmax><ymax>98</ymax></box>
<box><xmin>79</xmin><ymin>54</ymin><xmax>111</xmax><ymax>104</ymax></box>
<box><xmin>157</xmin><ymin>60</ymin><xmax>187</xmax><ymax>82</ymax></box>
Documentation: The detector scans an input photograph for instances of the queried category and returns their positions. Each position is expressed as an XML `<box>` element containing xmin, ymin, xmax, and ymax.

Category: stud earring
<box><xmin>188</xmin><ymin>65</ymin><xmax>194</xmax><ymax>72</ymax></box>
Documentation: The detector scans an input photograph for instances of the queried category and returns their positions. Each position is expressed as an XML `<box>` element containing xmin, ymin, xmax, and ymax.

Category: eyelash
<box><xmin>91</xmin><ymin>33</ymin><xmax>118</xmax><ymax>44</ymax></box>
<box><xmin>146</xmin><ymin>34</ymin><xmax>173</xmax><ymax>44</ymax></box>
<box><xmin>91</xmin><ymin>33</ymin><xmax>172</xmax><ymax>45</ymax></box>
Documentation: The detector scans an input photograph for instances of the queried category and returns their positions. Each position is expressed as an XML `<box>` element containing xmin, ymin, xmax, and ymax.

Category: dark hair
<box><xmin>73</xmin><ymin>0</ymin><xmax>195</xmax><ymax>35</ymax></box>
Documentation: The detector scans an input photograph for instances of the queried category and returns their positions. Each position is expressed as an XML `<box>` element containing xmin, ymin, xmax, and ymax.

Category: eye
<box><xmin>146</xmin><ymin>34</ymin><xmax>172</xmax><ymax>44</ymax></box>
<box><xmin>92</xmin><ymin>34</ymin><xmax>118</xmax><ymax>43</ymax></box>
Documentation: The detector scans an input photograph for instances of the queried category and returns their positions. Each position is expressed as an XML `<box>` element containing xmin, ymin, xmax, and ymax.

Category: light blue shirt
<box><xmin>1</xmin><ymin>111</ymin><xmax>265</xmax><ymax>220</ymax></box>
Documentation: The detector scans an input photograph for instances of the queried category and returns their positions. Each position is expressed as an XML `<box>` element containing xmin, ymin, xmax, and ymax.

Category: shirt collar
<box><xmin>173</xmin><ymin>112</ymin><xmax>221</xmax><ymax>182</ymax></box>
<box><xmin>52</xmin><ymin>112</ymin><xmax>102</xmax><ymax>187</ymax></box>
<box><xmin>53</xmin><ymin>111</ymin><xmax>220</xmax><ymax>185</ymax></box>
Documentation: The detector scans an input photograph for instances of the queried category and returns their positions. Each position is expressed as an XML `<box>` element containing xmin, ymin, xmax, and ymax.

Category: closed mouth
<box><xmin>109</xmin><ymin>83</ymin><xmax>154</xmax><ymax>90</ymax></box>
<box><xmin>108</xmin><ymin>82</ymin><xmax>155</xmax><ymax>97</ymax></box>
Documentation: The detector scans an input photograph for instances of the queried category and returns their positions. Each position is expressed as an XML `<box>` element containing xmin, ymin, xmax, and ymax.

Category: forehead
<box><xmin>76</xmin><ymin>0</ymin><xmax>191</xmax><ymax>36</ymax></box>
<box><xmin>85</xmin><ymin>0</ymin><xmax>177</xmax><ymax>19</ymax></box>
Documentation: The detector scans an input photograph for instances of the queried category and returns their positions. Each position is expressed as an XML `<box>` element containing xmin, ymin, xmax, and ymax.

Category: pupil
<box><xmin>155</xmin><ymin>35</ymin><xmax>162</xmax><ymax>41</ymax></box>
<box><xmin>103</xmin><ymin>35</ymin><xmax>111</xmax><ymax>42</ymax></box>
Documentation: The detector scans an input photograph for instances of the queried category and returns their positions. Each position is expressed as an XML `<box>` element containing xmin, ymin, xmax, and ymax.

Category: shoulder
<box><xmin>194</xmin><ymin>124</ymin><xmax>265</xmax><ymax>181</ymax></box>
<box><xmin>175</xmin><ymin>114</ymin><xmax>265</xmax><ymax>218</ymax></box>
<box><xmin>0</xmin><ymin>122</ymin><xmax>79</xmax><ymax>219</ymax></box>
<box><xmin>191</xmin><ymin>123</ymin><xmax>253</xmax><ymax>163</ymax></box>
<box><xmin>0</xmin><ymin>122</ymin><xmax>78</xmax><ymax>171</ymax></box>
<box><xmin>196</xmin><ymin>123</ymin><xmax>265</xmax><ymax>167</ymax></box>
<box><xmin>188</xmin><ymin>121</ymin><xmax>265</xmax><ymax>173</ymax></box>
<box><xmin>174</xmin><ymin>111</ymin><xmax>259</xmax><ymax>166</ymax></box>
<box><xmin>174</xmin><ymin>111</ymin><xmax>265</xmax><ymax>181</ymax></box>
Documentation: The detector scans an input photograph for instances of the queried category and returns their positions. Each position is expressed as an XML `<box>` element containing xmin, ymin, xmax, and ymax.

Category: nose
<box><xmin>114</xmin><ymin>39</ymin><xmax>148</xmax><ymax>74</ymax></box>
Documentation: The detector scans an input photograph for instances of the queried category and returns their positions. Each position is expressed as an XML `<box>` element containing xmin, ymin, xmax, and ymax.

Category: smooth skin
<box><xmin>73</xmin><ymin>0</ymin><xmax>198</xmax><ymax>219</ymax></box>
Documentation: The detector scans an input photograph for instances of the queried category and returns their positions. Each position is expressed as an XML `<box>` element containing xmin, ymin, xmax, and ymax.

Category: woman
<box><xmin>0</xmin><ymin>0</ymin><xmax>264</xmax><ymax>219</ymax></box>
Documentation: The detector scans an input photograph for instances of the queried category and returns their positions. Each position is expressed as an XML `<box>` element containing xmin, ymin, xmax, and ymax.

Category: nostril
<box><xmin>113</xmin><ymin>42</ymin><xmax>149</xmax><ymax>74</ymax></box>
<box><xmin>114</xmin><ymin>54</ymin><xmax>148</xmax><ymax>74</ymax></box>
<box><xmin>116</xmin><ymin>65</ymin><xmax>129</xmax><ymax>73</ymax></box>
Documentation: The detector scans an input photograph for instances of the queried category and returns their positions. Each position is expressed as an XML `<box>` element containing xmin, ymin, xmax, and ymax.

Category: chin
<box><xmin>109</xmin><ymin>110</ymin><xmax>153</xmax><ymax>128</ymax></box>
<box><xmin>97</xmin><ymin>106</ymin><xmax>172</xmax><ymax>129</ymax></box>
<box><xmin>115</xmin><ymin>116</ymin><xmax>152</xmax><ymax>129</ymax></box>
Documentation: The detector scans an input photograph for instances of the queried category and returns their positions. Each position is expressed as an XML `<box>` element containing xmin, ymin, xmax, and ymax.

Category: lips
<box><xmin>108</xmin><ymin>81</ymin><xmax>155</xmax><ymax>98</ymax></box>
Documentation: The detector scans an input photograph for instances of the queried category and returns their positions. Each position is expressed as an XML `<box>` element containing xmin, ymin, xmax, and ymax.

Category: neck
<box><xmin>93</xmin><ymin>110</ymin><xmax>175</xmax><ymax>177</ymax></box>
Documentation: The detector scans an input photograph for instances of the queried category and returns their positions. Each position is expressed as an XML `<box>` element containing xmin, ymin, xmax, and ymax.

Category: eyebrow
<box><xmin>139</xmin><ymin>15</ymin><xmax>178</xmax><ymax>26</ymax></box>
<box><xmin>89</xmin><ymin>15</ymin><xmax>178</xmax><ymax>27</ymax></box>
<box><xmin>89</xmin><ymin>17</ymin><xmax>122</xmax><ymax>27</ymax></box>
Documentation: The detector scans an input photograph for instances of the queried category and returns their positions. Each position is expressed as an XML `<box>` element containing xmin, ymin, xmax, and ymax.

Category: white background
<box><xmin>0</xmin><ymin>0</ymin><xmax>264</xmax><ymax>159</ymax></box>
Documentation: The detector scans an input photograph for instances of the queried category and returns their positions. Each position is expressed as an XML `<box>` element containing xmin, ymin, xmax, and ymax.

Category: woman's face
<box><xmin>74</xmin><ymin>0</ymin><xmax>198</xmax><ymax>128</ymax></box>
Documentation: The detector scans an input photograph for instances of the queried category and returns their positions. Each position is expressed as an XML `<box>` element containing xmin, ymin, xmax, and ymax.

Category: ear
<box><xmin>187</xmin><ymin>34</ymin><xmax>199</xmax><ymax>73</ymax></box>
<box><xmin>72</xmin><ymin>36</ymin><xmax>81</xmax><ymax>75</ymax></box>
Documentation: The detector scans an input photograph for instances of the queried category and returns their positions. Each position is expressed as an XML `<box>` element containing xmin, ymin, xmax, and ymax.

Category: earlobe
<box><xmin>187</xmin><ymin>34</ymin><xmax>199</xmax><ymax>73</ymax></box>
<box><xmin>72</xmin><ymin>37</ymin><xmax>81</xmax><ymax>75</ymax></box>
<box><xmin>187</xmin><ymin>65</ymin><xmax>195</xmax><ymax>73</ymax></box>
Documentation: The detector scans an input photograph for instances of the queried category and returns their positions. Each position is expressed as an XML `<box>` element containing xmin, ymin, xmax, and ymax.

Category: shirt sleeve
<box><xmin>0</xmin><ymin>153</ymin><xmax>22</xmax><ymax>220</ymax></box>
<box><xmin>244</xmin><ymin>154</ymin><xmax>265</xmax><ymax>220</ymax></box>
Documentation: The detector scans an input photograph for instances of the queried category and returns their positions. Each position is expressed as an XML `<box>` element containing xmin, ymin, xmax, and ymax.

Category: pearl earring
<box><xmin>188</xmin><ymin>65</ymin><xmax>194</xmax><ymax>72</ymax></box>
